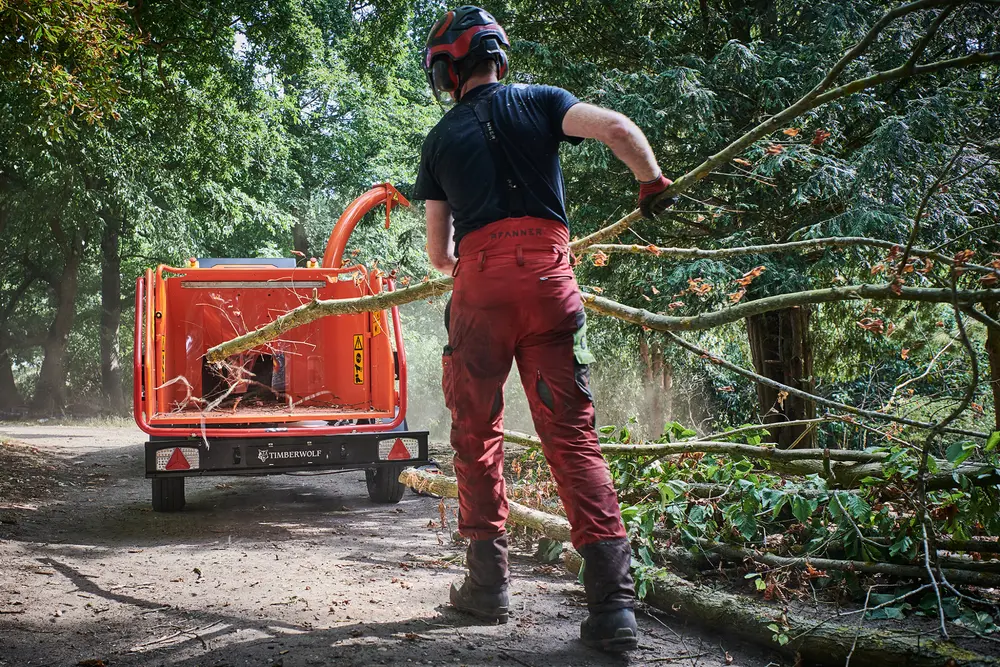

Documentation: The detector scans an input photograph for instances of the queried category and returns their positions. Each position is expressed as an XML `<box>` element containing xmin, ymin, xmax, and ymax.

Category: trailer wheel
<box><xmin>152</xmin><ymin>477</ymin><xmax>186</xmax><ymax>512</ymax></box>
<box><xmin>366</xmin><ymin>465</ymin><xmax>406</xmax><ymax>504</ymax></box>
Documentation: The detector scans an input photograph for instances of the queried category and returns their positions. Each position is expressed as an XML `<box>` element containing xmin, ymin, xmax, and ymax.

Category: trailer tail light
<box><xmin>379</xmin><ymin>437</ymin><xmax>418</xmax><ymax>461</ymax></box>
<box><xmin>155</xmin><ymin>447</ymin><xmax>200</xmax><ymax>471</ymax></box>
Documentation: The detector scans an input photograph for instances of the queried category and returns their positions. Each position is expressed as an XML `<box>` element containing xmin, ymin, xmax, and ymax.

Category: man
<box><xmin>412</xmin><ymin>5</ymin><xmax>675</xmax><ymax>653</ymax></box>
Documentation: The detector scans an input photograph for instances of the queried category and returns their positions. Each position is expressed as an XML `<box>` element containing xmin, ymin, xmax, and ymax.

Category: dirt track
<box><xmin>0</xmin><ymin>423</ymin><xmax>773</xmax><ymax>667</ymax></box>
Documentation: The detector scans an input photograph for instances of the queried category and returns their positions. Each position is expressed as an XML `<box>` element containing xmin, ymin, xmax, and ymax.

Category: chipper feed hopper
<box><xmin>133</xmin><ymin>184</ymin><xmax>429</xmax><ymax>511</ymax></box>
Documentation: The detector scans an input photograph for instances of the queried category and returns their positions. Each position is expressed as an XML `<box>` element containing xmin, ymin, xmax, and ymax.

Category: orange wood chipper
<box><xmin>133</xmin><ymin>184</ymin><xmax>428</xmax><ymax>511</ymax></box>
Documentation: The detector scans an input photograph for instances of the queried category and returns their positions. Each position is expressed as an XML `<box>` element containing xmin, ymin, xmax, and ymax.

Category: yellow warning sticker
<box><xmin>372</xmin><ymin>316</ymin><xmax>383</xmax><ymax>337</ymax></box>
<box><xmin>353</xmin><ymin>334</ymin><xmax>364</xmax><ymax>384</ymax></box>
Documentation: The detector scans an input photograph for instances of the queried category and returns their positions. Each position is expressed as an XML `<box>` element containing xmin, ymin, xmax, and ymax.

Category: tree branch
<box><xmin>698</xmin><ymin>540</ymin><xmax>1000</xmax><ymax>588</ymax></box>
<box><xmin>896</xmin><ymin>143</ymin><xmax>967</xmax><ymax>280</ymax></box>
<box><xmin>205</xmin><ymin>3</ymin><xmax>1000</xmax><ymax>361</ymax></box>
<box><xmin>601</xmin><ymin>441</ymin><xmax>889</xmax><ymax>462</ymax></box>
<box><xmin>903</xmin><ymin>5</ymin><xmax>959</xmax><ymax>72</ymax></box>
<box><xmin>582</xmin><ymin>285</ymin><xmax>1000</xmax><ymax>335</ymax></box>
<box><xmin>204</xmin><ymin>277</ymin><xmax>452</xmax><ymax>362</ymax></box>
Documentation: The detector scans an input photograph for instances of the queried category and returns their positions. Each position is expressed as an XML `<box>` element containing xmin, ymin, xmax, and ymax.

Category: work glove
<box><xmin>638</xmin><ymin>173</ymin><xmax>677</xmax><ymax>218</ymax></box>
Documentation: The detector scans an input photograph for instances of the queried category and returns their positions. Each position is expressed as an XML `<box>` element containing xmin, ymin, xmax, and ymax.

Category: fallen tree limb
<box><xmin>582</xmin><ymin>285</ymin><xmax>1000</xmax><ymax>334</ymax></box>
<box><xmin>398</xmin><ymin>467</ymin><xmax>999</xmax><ymax>666</ymax></box>
<box><xmin>940</xmin><ymin>538</ymin><xmax>1000</xmax><ymax>555</ymax></box>
<box><xmin>506</xmin><ymin>428</ymin><xmax>996</xmax><ymax>489</ymax></box>
<box><xmin>601</xmin><ymin>441</ymin><xmax>889</xmax><ymax>463</ymax></box>
<box><xmin>502</xmin><ymin>430</ymin><xmax>541</xmax><ymax>448</ymax></box>
<box><xmin>205</xmin><ymin>277</ymin><xmax>452</xmax><ymax>362</ymax></box>
<box><xmin>399</xmin><ymin>467</ymin><xmax>571</xmax><ymax>542</ymax></box>
<box><xmin>761</xmin><ymin>457</ymin><xmax>1000</xmax><ymax>490</ymax></box>
<box><xmin>697</xmin><ymin>539</ymin><xmax>1000</xmax><ymax>588</ymax></box>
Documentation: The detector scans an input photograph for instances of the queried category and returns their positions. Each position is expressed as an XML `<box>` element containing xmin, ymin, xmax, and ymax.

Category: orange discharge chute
<box><xmin>322</xmin><ymin>183</ymin><xmax>411</xmax><ymax>269</ymax></box>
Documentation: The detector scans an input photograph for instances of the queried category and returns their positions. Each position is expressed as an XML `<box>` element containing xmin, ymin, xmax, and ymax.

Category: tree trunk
<box><xmin>32</xmin><ymin>236</ymin><xmax>83</xmax><ymax>414</ymax></box>
<box><xmin>746</xmin><ymin>307</ymin><xmax>815</xmax><ymax>447</ymax></box>
<box><xmin>984</xmin><ymin>303</ymin><xmax>1000</xmax><ymax>433</ymax></box>
<box><xmin>100</xmin><ymin>213</ymin><xmax>125</xmax><ymax>413</ymax></box>
<box><xmin>0</xmin><ymin>350</ymin><xmax>22</xmax><ymax>411</ymax></box>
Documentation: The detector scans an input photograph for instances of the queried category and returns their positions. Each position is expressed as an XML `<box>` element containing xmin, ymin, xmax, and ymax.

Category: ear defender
<box><xmin>496</xmin><ymin>50</ymin><xmax>509</xmax><ymax>80</ymax></box>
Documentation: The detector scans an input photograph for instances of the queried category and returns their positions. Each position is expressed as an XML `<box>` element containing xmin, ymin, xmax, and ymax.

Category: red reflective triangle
<box><xmin>164</xmin><ymin>448</ymin><xmax>191</xmax><ymax>471</ymax></box>
<box><xmin>386</xmin><ymin>438</ymin><xmax>411</xmax><ymax>461</ymax></box>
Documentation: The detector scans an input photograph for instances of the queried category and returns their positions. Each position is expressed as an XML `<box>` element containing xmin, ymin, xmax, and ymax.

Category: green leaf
<box><xmin>755</xmin><ymin>577</ymin><xmax>767</xmax><ymax>591</ymax></box>
<box><xmin>986</xmin><ymin>431</ymin><xmax>1000</xmax><ymax>452</ymax></box>
<box><xmin>534</xmin><ymin>538</ymin><xmax>564</xmax><ymax>564</ymax></box>
<box><xmin>770</xmin><ymin>492</ymin><xmax>789</xmax><ymax>519</ymax></box>
<box><xmin>638</xmin><ymin>546</ymin><xmax>655</xmax><ymax>567</ymax></box>
<box><xmin>954</xmin><ymin>610</ymin><xmax>997</xmax><ymax>634</ymax></box>
<box><xmin>791</xmin><ymin>496</ymin><xmax>815</xmax><ymax>523</ymax></box>
<box><xmin>945</xmin><ymin>442</ymin><xmax>977</xmax><ymax>466</ymax></box>
<box><xmin>841</xmin><ymin>492</ymin><xmax>872</xmax><ymax>521</ymax></box>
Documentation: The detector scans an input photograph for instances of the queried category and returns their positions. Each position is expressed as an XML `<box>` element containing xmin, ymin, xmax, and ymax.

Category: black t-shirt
<box><xmin>412</xmin><ymin>83</ymin><xmax>583</xmax><ymax>250</ymax></box>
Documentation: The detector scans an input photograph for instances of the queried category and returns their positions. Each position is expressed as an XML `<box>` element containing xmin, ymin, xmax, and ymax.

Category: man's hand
<box><xmin>638</xmin><ymin>173</ymin><xmax>677</xmax><ymax>218</ymax></box>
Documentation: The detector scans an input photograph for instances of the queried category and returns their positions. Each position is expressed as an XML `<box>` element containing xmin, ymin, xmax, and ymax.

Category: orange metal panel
<box><xmin>152</xmin><ymin>264</ymin><xmax>396</xmax><ymax>425</ymax></box>
<box><xmin>144</xmin><ymin>269</ymin><xmax>155</xmax><ymax>421</ymax></box>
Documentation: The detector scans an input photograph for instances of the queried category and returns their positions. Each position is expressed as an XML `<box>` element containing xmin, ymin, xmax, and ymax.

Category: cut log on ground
<box><xmin>398</xmin><ymin>468</ymin><xmax>1000</xmax><ymax>667</ymax></box>
<box><xmin>398</xmin><ymin>468</ymin><xmax>571</xmax><ymax>542</ymax></box>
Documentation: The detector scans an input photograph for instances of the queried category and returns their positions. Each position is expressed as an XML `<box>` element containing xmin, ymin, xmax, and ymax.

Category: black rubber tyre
<box><xmin>366</xmin><ymin>464</ymin><xmax>407</xmax><ymax>504</ymax></box>
<box><xmin>151</xmin><ymin>476</ymin><xmax>186</xmax><ymax>512</ymax></box>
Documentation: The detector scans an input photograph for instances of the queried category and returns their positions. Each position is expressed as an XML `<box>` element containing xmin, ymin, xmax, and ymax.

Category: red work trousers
<box><xmin>442</xmin><ymin>217</ymin><xmax>627</xmax><ymax>548</ymax></box>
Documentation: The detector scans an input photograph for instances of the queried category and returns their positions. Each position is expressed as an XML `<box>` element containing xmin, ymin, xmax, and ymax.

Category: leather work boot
<box><xmin>449</xmin><ymin>535</ymin><xmax>510</xmax><ymax>623</ymax></box>
<box><xmin>578</xmin><ymin>538</ymin><xmax>639</xmax><ymax>652</ymax></box>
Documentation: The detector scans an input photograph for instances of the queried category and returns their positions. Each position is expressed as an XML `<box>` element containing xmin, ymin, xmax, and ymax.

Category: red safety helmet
<box><xmin>423</xmin><ymin>6</ymin><xmax>509</xmax><ymax>101</ymax></box>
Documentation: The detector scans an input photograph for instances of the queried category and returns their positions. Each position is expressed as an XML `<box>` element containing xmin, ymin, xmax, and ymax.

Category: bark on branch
<box><xmin>205</xmin><ymin>277</ymin><xmax>452</xmax><ymax>362</ymax></box>
<box><xmin>600</xmin><ymin>441</ymin><xmax>889</xmax><ymax>463</ymax></box>
<box><xmin>698</xmin><ymin>539</ymin><xmax>1000</xmax><ymax>588</ymax></box>
<box><xmin>504</xmin><ymin>429</ymin><xmax>996</xmax><ymax>489</ymax></box>
<box><xmin>582</xmin><ymin>285</ymin><xmax>1000</xmax><ymax>335</ymax></box>
<box><xmin>399</xmin><ymin>467</ymin><xmax>571</xmax><ymax>542</ymax></box>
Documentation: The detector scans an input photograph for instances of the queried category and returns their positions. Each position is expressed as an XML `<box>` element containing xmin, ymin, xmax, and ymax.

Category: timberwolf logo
<box><xmin>258</xmin><ymin>449</ymin><xmax>322</xmax><ymax>463</ymax></box>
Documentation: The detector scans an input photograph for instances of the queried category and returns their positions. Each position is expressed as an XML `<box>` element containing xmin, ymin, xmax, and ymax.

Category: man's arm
<box><xmin>562</xmin><ymin>103</ymin><xmax>675</xmax><ymax>217</ymax></box>
<box><xmin>562</xmin><ymin>103</ymin><xmax>660</xmax><ymax>181</ymax></box>
<box><xmin>425</xmin><ymin>199</ymin><xmax>457</xmax><ymax>275</ymax></box>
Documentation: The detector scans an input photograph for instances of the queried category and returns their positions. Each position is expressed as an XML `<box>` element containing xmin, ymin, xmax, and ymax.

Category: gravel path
<box><xmin>0</xmin><ymin>423</ymin><xmax>773</xmax><ymax>667</ymax></box>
